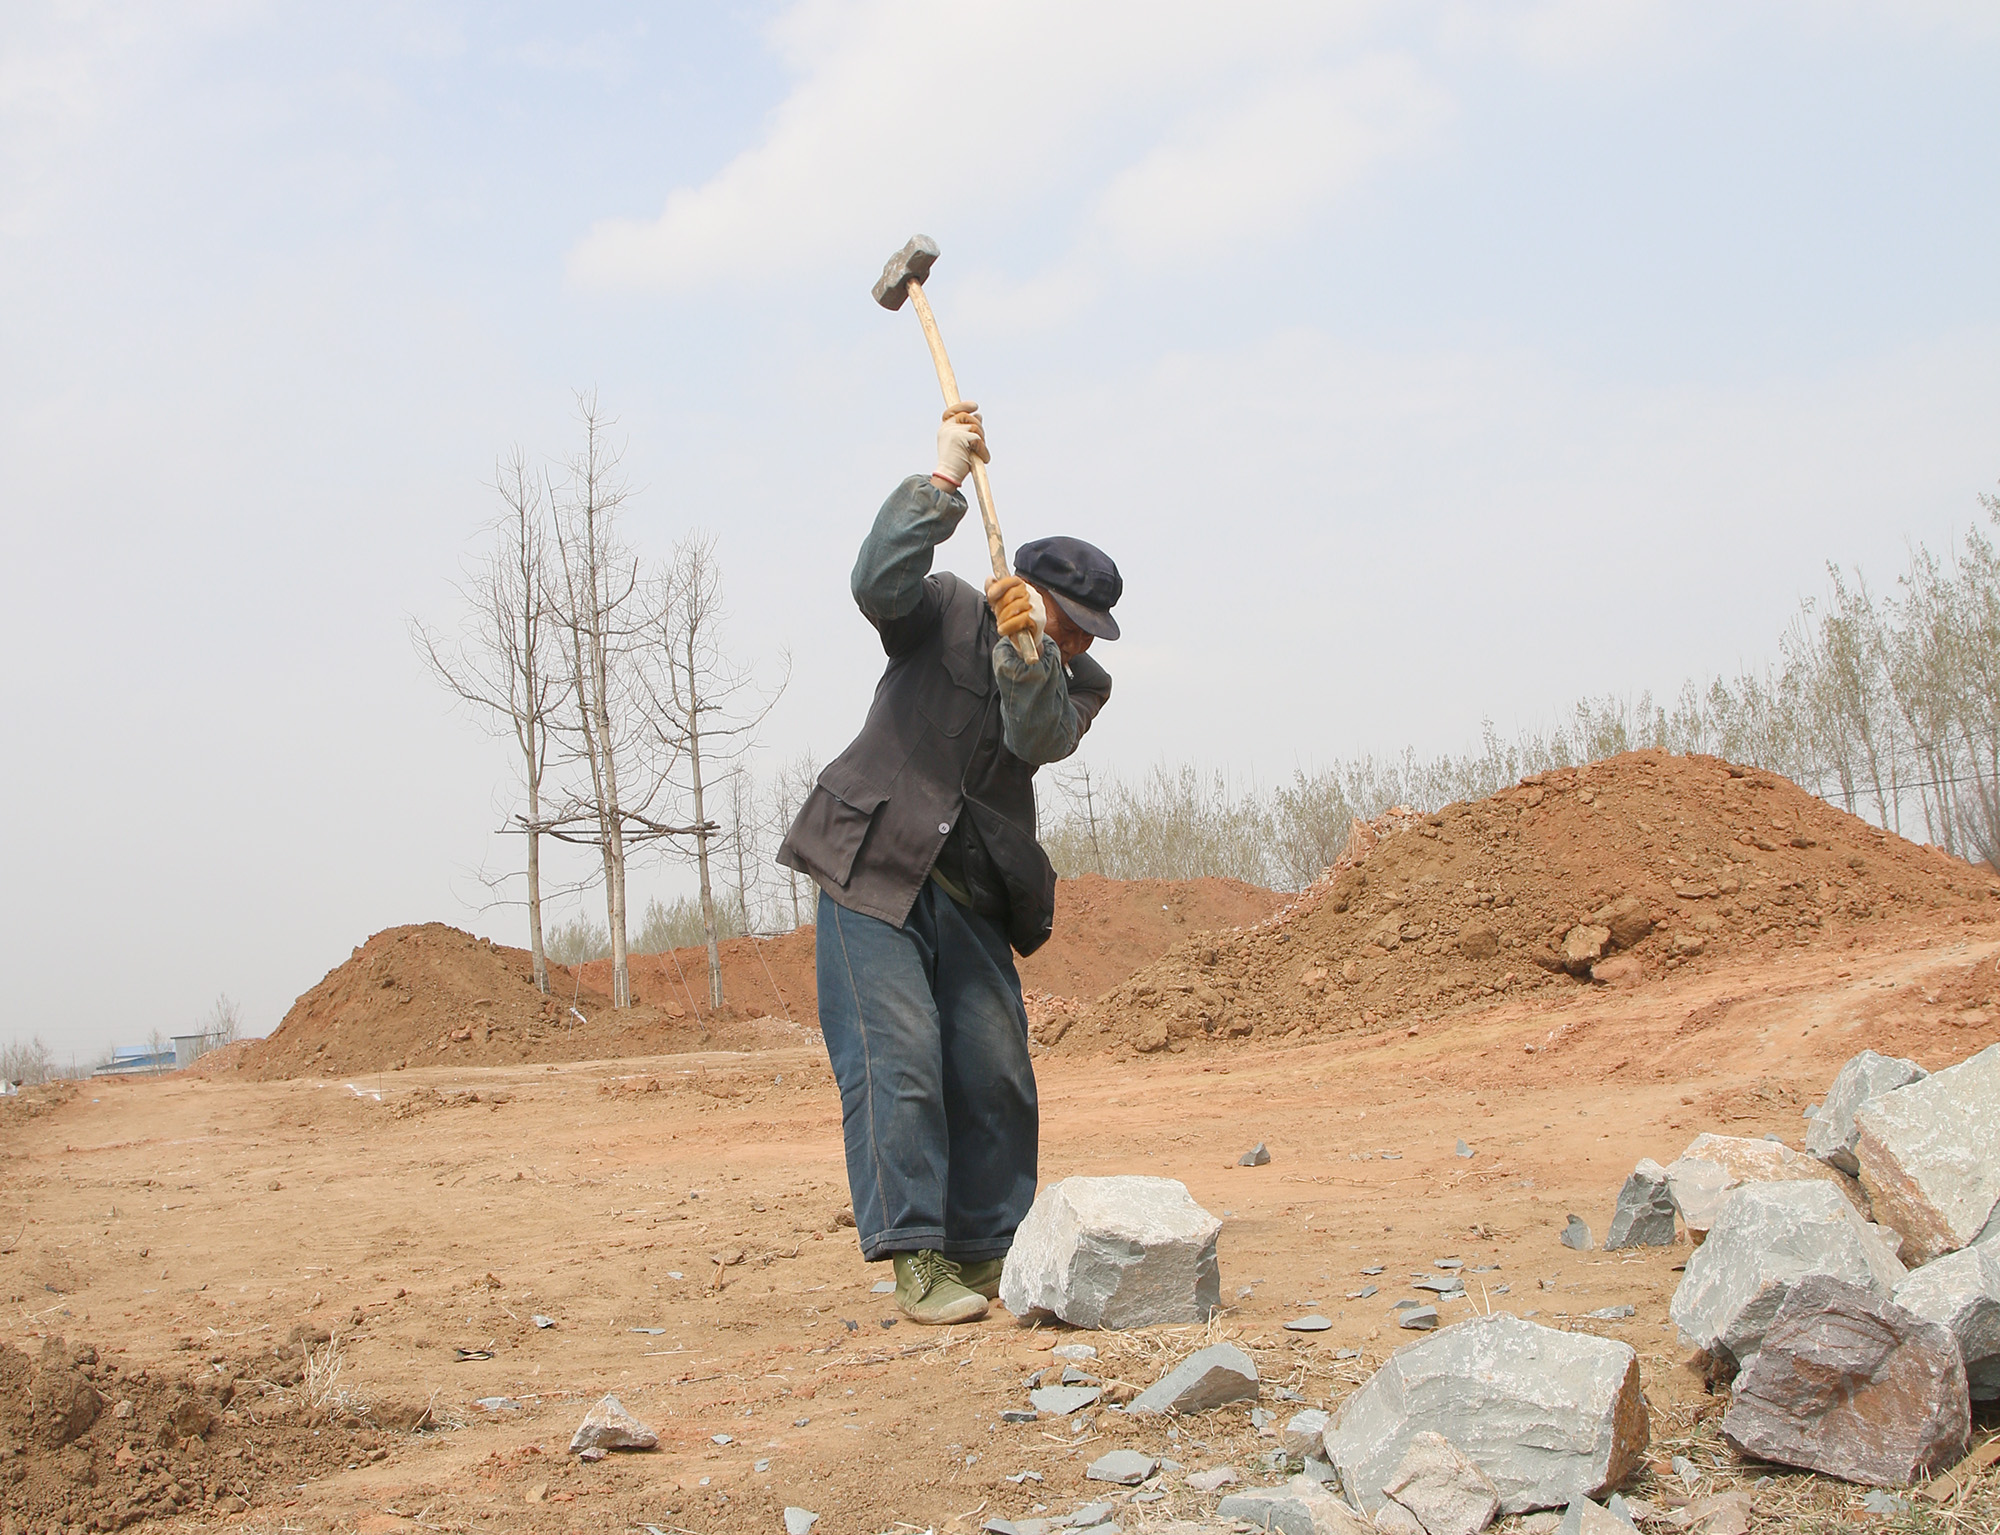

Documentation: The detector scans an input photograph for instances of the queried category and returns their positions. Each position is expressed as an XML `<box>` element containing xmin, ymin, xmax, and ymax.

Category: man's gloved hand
<box><xmin>933</xmin><ymin>401</ymin><xmax>989</xmax><ymax>488</ymax></box>
<box><xmin>986</xmin><ymin>574</ymin><xmax>1044</xmax><ymax>642</ymax></box>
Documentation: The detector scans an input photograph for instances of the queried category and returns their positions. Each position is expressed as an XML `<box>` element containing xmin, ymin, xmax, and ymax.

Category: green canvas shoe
<box><xmin>892</xmin><ymin>1250</ymin><xmax>989</xmax><ymax>1325</ymax></box>
<box><xmin>949</xmin><ymin>1257</ymin><xmax>1004</xmax><ymax>1300</ymax></box>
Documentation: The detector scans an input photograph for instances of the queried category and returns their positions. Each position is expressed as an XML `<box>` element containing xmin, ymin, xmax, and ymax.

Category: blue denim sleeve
<box><xmin>992</xmin><ymin>642</ymin><xmax>1112</xmax><ymax>765</ymax></box>
<box><xmin>851</xmin><ymin>475</ymin><xmax>970</xmax><ymax>627</ymax></box>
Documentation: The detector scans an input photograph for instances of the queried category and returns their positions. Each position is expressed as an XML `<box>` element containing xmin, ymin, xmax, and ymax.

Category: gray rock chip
<box><xmin>1000</xmin><ymin>1176</ymin><xmax>1223</xmax><ymax>1329</ymax></box>
<box><xmin>1553</xmin><ymin>1497</ymin><xmax>1630</xmax><ymax>1535</ymax></box>
<box><xmin>783</xmin><ymin>1511</ymin><xmax>819</xmax><ymax>1535</ymax></box>
<box><xmin>1085</xmin><ymin>1449</ymin><xmax>1158</xmax><ymax>1485</ymax></box>
<box><xmin>568</xmin><ymin>1394</ymin><xmax>658</xmax><ymax>1453</ymax></box>
<box><xmin>1854</xmin><ymin>1044</ymin><xmax>2000</xmax><ymax>1265</ymax></box>
<box><xmin>1561</xmin><ymin>1215</ymin><xmax>1592</xmax><ymax>1251</ymax></box>
<box><xmin>1128</xmin><ymin>1342</ymin><xmax>1259</xmax><ymax>1415</ymax></box>
<box><xmin>1064</xmin><ymin>1503</ymin><xmax>1115</xmax><ymax>1527</ymax></box>
<box><xmin>983</xmin><ymin>1520</ymin><xmax>1022</xmax><ymax>1535</ymax></box>
<box><xmin>1287</xmin><ymin>1314</ymin><xmax>1334</xmax><ymax>1332</ymax></box>
<box><xmin>1891</xmin><ymin>1235</ymin><xmax>2000</xmax><ymax>1399</ymax></box>
<box><xmin>1218</xmin><ymin>1475</ymin><xmax>1373</xmax><ymax>1534</ymax></box>
<box><xmin>1806</xmin><ymin>1050</ymin><xmax>1928</xmax><ymax>1174</ymax></box>
<box><xmin>1606</xmin><ymin>1159</ymin><xmax>1677</xmax><ymax>1250</ymax></box>
<box><xmin>1030</xmin><ymin>1384</ymin><xmax>1101</xmax><ymax>1415</ymax></box>
<box><xmin>1379</xmin><ymin>1431</ymin><xmax>1501</xmax><ymax>1535</ymax></box>
<box><xmin>1664</xmin><ymin>1133</ymin><xmax>1867</xmax><ymax>1240</ymax></box>
<box><xmin>1242</xmin><ymin>1142</ymin><xmax>1273</xmax><ymax>1166</ymax></box>
<box><xmin>1456</xmin><ymin>1140</ymin><xmax>1474</xmax><ymax>1159</ymax></box>
<box><xmin>1720</xmin><ymin>1274</ymin><xmax>1970</xmax><ymax>1485</ymax></box>
<box><xmin>1323</xmin><ymin>1313</ymin><xmax>1648</xmax><ymax>1515</ymax></box>
<box><xmin>1398</xmin><ymin>1307</ymin><xmax>1439</xmax><ymax>1330</ymax></box>
<box><xmin>1669</xmin><ymin>1179</ymin><xmax>1906</xmax><ymax>1371</ymax></box>
<box><xmin>1282</xmin><ymin>1408</ymin><xmax>1332</xmax><ymax>1457</ymax></box>
<box><xmin>1185</xmin><ymin>1465</ymin><xmax>1239</xmax><ymax>1492</ymax></box>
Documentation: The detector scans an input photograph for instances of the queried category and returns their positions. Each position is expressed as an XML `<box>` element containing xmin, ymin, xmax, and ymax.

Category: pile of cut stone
<box><xmin>988</xmin><ymin>1047</ymin><xmax>1997</xmax><ymax>1535</ymax></box>
<box><xmin>1621</xmin><ymin>1043</ymin><xmax>1998</xmax><ymax>1488</ymax></box>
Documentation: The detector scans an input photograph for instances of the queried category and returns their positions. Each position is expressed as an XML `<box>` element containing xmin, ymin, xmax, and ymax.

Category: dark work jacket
<box><xmin>777</xmin><ymin>477</ymin><xmax>1111</xmax><ymax>956</ymax></box>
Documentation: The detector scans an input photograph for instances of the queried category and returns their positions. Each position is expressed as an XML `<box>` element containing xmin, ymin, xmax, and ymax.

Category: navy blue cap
<box><xmin>1014</xmin><ymin>536</ymin><xmax>1122</xmax><ymax>640</ymax></box>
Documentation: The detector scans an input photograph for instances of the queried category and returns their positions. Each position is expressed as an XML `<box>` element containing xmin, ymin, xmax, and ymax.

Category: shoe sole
<box><xmin>898</xmin><ymin>1294</ymin><xmax>989</xmax><ymax>1325</ymax></box>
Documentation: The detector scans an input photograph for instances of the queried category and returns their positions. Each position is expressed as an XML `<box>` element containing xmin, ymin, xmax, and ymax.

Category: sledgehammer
<box><xmin>873</xmin><ymin>234</ymin><xmax>1039</xmax><ymax>662</ymax></box>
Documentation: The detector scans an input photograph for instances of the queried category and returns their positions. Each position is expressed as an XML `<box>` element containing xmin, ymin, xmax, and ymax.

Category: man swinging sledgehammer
<box><xmin>776</xmin><ymin>391</ymin><xmax>1122</xmax><ymax>1324</ymax></box>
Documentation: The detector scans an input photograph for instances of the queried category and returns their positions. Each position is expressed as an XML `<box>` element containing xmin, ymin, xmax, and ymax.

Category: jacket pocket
<box><xmin>792</xmin><ymin>784</ymin><xmax>887</xmax><ymax>887</ymax></box>
<box><xmin>962</xmin><ymin>795</ymin><xmax>1057</xmax><ymax>957</ymax></box>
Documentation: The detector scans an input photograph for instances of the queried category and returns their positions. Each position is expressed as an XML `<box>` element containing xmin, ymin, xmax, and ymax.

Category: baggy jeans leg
<box><xmin>815</xmin><ymin>888</ymin><xmax>949</xmax><ymax>1260</ymax></box>
<box><xmin>814</xmin><ymin>885</ymin><xmax>1039</xmax><ymax>1264</ymax></box>
<box><xmin>931</xmin><ymin>892</ymin><xmax>1038</xmax><ymax>1262</ymax></box>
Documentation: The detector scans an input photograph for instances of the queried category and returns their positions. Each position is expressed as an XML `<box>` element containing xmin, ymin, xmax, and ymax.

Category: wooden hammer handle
<box><xmin>905</xmin><ymin>280</ymin><xmax>1040</xmax><ymax>663</ymax></box>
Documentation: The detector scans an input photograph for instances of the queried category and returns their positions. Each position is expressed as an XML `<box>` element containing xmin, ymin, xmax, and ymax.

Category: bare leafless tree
<box><xmin>414</xmin><ymin>450</ymin><xmax>562</xmax><ymax>991</ymax></box>
<box><xmin>205</xmin><ymin>993</ymin><xmax>242</xmax><ymax>1045</ymax></box>
<box><xmin>544</xmin><ymin>397</ymin><xmax>665</xmax><ymax>1009</ymax></box>
<box><xmin>645</xmin><ymin>534</ymin><xmax>786</xmax><ymax>1007</ymax></box>
<box><xmin>771</xmin><ymin>749</ymin><xmax>821</xmax><ymax>930</ymax></box>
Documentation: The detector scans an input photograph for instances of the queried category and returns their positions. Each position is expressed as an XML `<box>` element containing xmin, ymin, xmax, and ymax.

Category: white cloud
<box><xmin>565</xmin><ymin>0</ymin><xmax>1418</xmax><ymax>292</ymax></box>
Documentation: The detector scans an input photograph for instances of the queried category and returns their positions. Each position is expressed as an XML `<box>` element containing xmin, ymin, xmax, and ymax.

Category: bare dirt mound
<box><xmin>232</xmin><ymin>877</ymin><xmax>1283</xmax><ymax>1081</ymax></box>
<box><xmin>1057</xmin><ymin>749</ymin><xmax>2000</xmax><ymax>1054</ymax></box>
<box><xmin>232</xmin><ymin>923</ymin><xmax>797</xmax><ymax>1081</ymax></box>
<box><xmin>563</xmin><ymin>872</ymin><xmax>1284</xmax><ymax>1025</ymax></box>
<box><xmin>0</xmin><ymin>1332</ymin><xmax>400</xmax><ymax>1529</ymax></box>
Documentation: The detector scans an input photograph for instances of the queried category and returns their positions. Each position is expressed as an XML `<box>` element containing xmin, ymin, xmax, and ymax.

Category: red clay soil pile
<box><xmin>0</xmin><ymin>1332</ymin><xmax>402</xmax><ymax>1530</ymax></box>
<box><xmin>1056</xmin><ymin>750</ymin><xmax>2000</xmax><ymax>1055</ymax></box>
<box><xmin>232</xmin><ymin>878</ymin><xmax>1283</xmax><ymax>1081</ymax></box>
<box><xmin>232</xmin><ymin>923</ymin><xmax>797</xmax><ymax>1081</ymax></box>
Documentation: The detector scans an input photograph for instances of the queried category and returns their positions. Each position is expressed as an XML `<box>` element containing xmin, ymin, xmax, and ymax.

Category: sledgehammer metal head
<box><xmin>872</xmin><ymin>234</ymin><xmax>939</xmax><ymax>309</ymax></box>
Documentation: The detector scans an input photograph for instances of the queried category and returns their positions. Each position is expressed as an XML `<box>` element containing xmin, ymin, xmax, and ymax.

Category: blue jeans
<box><xmin>815</xmin><ymin>883</ymin><xmax>1039</xmax><ymax>1263</ymax></box>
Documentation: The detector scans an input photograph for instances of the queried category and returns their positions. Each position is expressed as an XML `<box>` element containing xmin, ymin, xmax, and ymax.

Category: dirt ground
<box><xmin>7</xmin><ymin>916</ymin><xmax>2000</xmax><ymax>1533</ymax></box>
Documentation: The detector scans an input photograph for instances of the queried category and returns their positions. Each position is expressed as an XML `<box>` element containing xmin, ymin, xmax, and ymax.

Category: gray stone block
<box><xmin>1379</xmin><ymin>1431</ymin><xmax>1500</xmax><ymax>1535</ymax></box>
<box><xmin>1321</xmin><ymin>1313</ymin><xmax>1649</xmax><ymax>1515</ymax></box>
<box><xmin>1806</xmin><ymin>1050</ymin><xmax>1927</xmax><ymax>1174</ymax></box>
<box><xmin>1000</xmin><ymin>1176</ymin><xmax>1222</xmax><ymax>1329</ymax></box>
<box><xmin>1891</xmin><ymin>1235</ymin><xmax>2000</xmax><ymax>1400</ymax></box>
<box><xmin>1128</xmin><ymin>1342</ymin><xmax>1258</xmax><ymax>1415</ymax></box>
<box><xmin>1668</xmin><ymin>1180</ymin><xmax>1906</xmax><ymax>1371</ymax></box>
<box><xmin>1561</xmin><ymin>1215</ymin><xmax>1592</xmax><ymax>1251</ymax></box>
<box><xmin>1664</xmin><ymin>1133</ymin><xmax>1866</xmax><ymax>1240</ymax></box>
<box><xmin>1217</xmin><ymin>1475</ymin><xmax>1373</xmax><ymax>1535</ymax></box>
<box><xmin>1854</xmin><ymin>1044</ymin><xmax>2000</xmax><ymax>1265</ymax></box>
<box><xmin>1605</xmin><ymin>1159</ymin><xmax>1676</xmax><ymax>1249</ymax></box>
<box><xmin>1282</xmin><ymin>1408</ymin><xmax>1332</xmax><ymax>1458</ymax></box>
<box><xmin>568</xmin><ymin>1394</ymin><xmax>658</xmax><ymax>1453</ymax></box>
<box><xmin>1720</xmin><ymin>1274</ymin><xmax>1970</xmax><ymax>1485</ymax></box>
<box><xmin>1242</xmin><ymin>1142</ymin><xmax>1272</xmax><ymax>1166</ymax></box>
<box><xmin>1030</xmin><ymin>1384</ymin><xmax>1100</xmax><ymax>1415</ymax></box>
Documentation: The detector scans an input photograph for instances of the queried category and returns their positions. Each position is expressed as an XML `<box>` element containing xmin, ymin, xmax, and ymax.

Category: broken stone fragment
<box><xmin>1670</xmin><ymin>1180</ymin><xmax>1906</xmax><ymax>1373</ymax></box>
<box><xmin>1805</xmin><ymin>1050</ymin><xmax>1927</xmax><ymax>1174</ymax></box>
<box><xmin>1185</xmin><ymin>1465</ymin><xmax>1240</xmax><ymax>1492</ymax></box>
<box><xmin>1605</xmin><ymin>1160</ymin><xmax>1676</xmax><ymax>1250</ymax></box>
<box><xmin>999</xmin><ymin>1175</ymin><xmax>1222</xmax><ymax>1329</ymax></box>
<box><xmin>1085</xmin><ymin>1448</ymin><xmax>1158</xmax><ymax>1484</ymax></box>
<box><xmin>1663</xmin><ymin>1132</ymin><xmax>1867</xmax><ymax>1240</ymax></box>
<box><xmin>1553</xmin><ymin>1496</ymin><xmax>1632</xmax><ymax>1535</ymax></box>
<box><xmin>1127</xmin><ymin>1342</ymin><xmax>1259</xmax><ymax>1415</ymax></box>
<box><xmin>1282</xmin><ymin>1408</ymin><xmax>1332</xmax><ymax>1458</ymax></box>
<box><xmin>1854</xmin><ymin>1044</ymin><xmax>2000</xmax><ymax>1265</ymax></box>
<box><xmin>1560</xmin><ymin>925</ymin><xmax>1611</xmax><ymax>976</ymax></box>
<box><xmin>1218</xmin><ymin>1474</ymin><xmax>1373</xmax><ymax>1535</ymax></box>
<box><xmin>1890</xmin><ymin>1235</ymin><xmax>2000</xmax><ymax>1400</ymax></box>
<box><xmin>567</xmin><ymin>1393</ymin><xmax>658</xmax><ymax>1453</ymax></box>
<box><xmin>1720</xmin><ymin>1274</ymin><xmax>1970</xmax><ymax>1485</ymax></box>
<box><xmin>1561</xmin><ymin>1215</ymin><xmax>1592</xmax><ymax>1251</ymax></box>
<box><xmin>1378</xmin><ymin>1431</ymin><xmax>1501</xmax><ymax>1535</ymax></box>
<box><xmin>1241</xmin><ymin>1142</ymin><xmax>1272</xmax><ymax>1166</ymax></box>
<box><xmin>1322</xmin><ymin>1313</ymin><xmax>1648</xmax><ymax>1515</ymax></box>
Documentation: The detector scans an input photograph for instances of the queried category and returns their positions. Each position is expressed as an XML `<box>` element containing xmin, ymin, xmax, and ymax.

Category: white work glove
<box><xmin>933</xmin><ymin>401</ymin><xmax>989</xmax><ymax>488</ymax></box>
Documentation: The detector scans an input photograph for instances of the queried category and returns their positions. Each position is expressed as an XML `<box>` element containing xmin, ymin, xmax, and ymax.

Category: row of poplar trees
<box><xmin>416</xmin><ymin>397</ymin><xmax>784</xmax><ymax>1011</ymax></box>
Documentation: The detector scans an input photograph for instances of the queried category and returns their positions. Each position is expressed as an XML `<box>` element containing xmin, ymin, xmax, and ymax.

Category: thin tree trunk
<box><xmin>525</xmin><ymin>802</ymin><xmax>548</xmax><ymax>993</ymax></box>
<box><xmin>689</xmin><ymin>633</ymin><xmax>723</xmax><ymax>1009</ymax></box>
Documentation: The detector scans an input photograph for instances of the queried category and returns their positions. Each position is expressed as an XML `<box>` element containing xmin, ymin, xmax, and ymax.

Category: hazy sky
<box><xmin>5</xmin><ymin>1</ymin><xmax>1998</xmax><ymax>1061</ymax></box>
